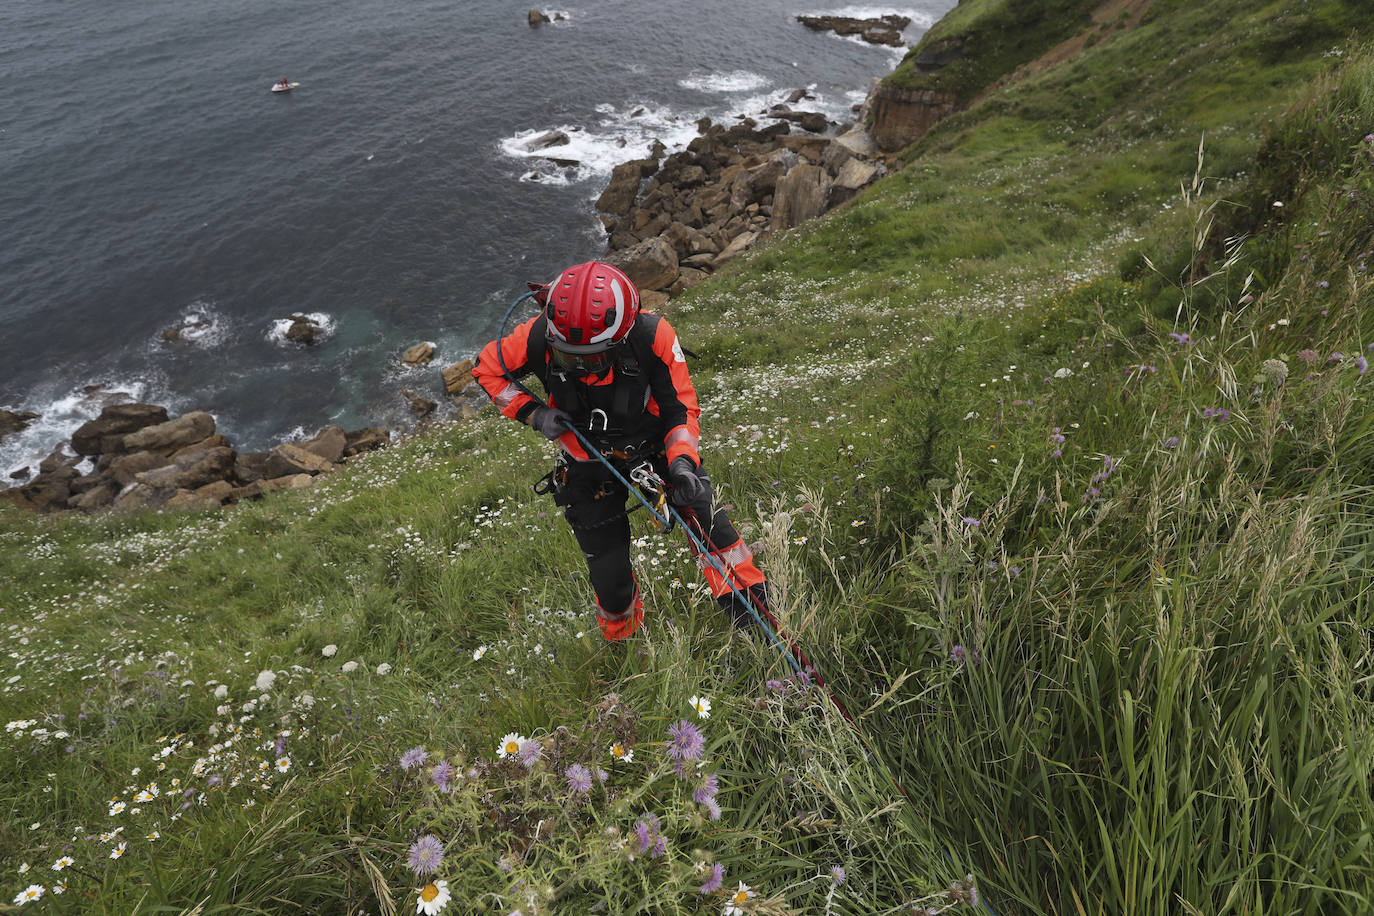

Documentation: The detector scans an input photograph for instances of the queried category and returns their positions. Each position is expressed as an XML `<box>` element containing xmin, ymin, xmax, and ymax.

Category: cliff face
<box><xmin>867</xmin><ymin>84</ymin><xmax>959</xmax><ymax>152</ymax></box>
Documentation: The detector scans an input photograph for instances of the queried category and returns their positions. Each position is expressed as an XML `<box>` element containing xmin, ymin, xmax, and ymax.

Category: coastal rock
<box><xmin>830</xmin><ymin>157</ymin><xmax>885</xmax><ymax>207</ymax></box>
<box><xmin>161</xmin><ymin>314</ymin><xmax>212</xmax><ymax>343</ymax></box>
<box><xmin>0</xmin><ymin>409</ymin><xmax>39</xmax><ymax>443</ymax></box>
<box><xmin>134</xmin><ymin>446</ymin><xmax>237</xmax><ymax>491</ymax></box>
<box><xmin>260</xmin><ymin>473</ymin><xmax>316</xmax><ymax>494</ymax></box>
<box><xmin>344</xmin><ymin>427</ymin><xmax>390</xmax><ymax>456</ymax></box>
<box><xmin>122</xmin><ymin>411</ymin><xmax>216</xmax><ymax>456</ymax></box>
<box><xmin>107</xmin><ymin>451</ymin><xmax>172</xmax><ymax>487</ymax></box>
<box><xmin>528</xmin><ymin>9</ymin><xmax>550</xmax><ymax>25</ymax></box>
<box><xmin>403</xmin><ymin>342</ymin><xmax>437</xmax><ymax>366</ymax></box>
<box><xmin>71</xmin><ymin>403</ymin><xmax>169</xmax><ymax>456</ymax></box>
<box><xmin>771</xmin><ymin>163</ymin><xmax>832</xmax><ymax>231</ymax></box>
<box><xmin>285</xmin><ymin>314</ymin><xmax>325</xmax><ymax>345</ymax></box>
<box><xmin>265</xmin><ymin>443</ymin><xmax>333</xmax><ymax>478</ymax></box>
<box><xmin>866</xmin><ymin>82</ymin><xmax>958</xmax><ymax>152</ymax></box>
<box><xmin>172</xmin><ymin>435</ymin><xmax>232</xmax><ymax>459</ymax></box>
<box><xmin>165</xmin><ymin>487</ymin><xmax>225</xmax><ymax>511</ymax></box>
<box><xmin>596</xmin><ymin>159</ymin><xmax>659</xmax><ymax>217</ymax></box>
<box><xmin>0</xmin><ymin>466</ymin><xmax>78</xmax><ymax>513</ymax></box>
<box><xmin>525</xmin><ymin>129</ymin><xmax>570</xmax><ymax>150</ymax></box>
<box><xmin>301</xmin><ymin>426</ymin><xmax>348</xmax><ymax>464</ymax></box>
<box><xmin>796</xmin><ymin>14</ymin><xmax>910</xmax><ymax>47</ymax></box>
<box><xmin>711</xmin><ymin>230</ymin><xmax>759</xmax><ymax>268</ymax></box>
<box><xmin>70</xmin><ymin>481</ymin><xmax>118</xmax><ymax>511</ymax></box>
<box><xmin>233</xmin><ymin>452</ymin><xmax>270</xmax><ymax>485</ymax></box>
<box><xmin>442</xmin><ymin>359</ymin><xmax>477</xmax><ymax>395</ymax></box>
<box><xmin>113</xmin><ymin>482</ymin><xmax>175</xmax><ymax>512</ymax></box>
<box><xmin>403</xmin><ymin>390</ymin><xmax>438</xmax><ymax>417</ymax></box>
<box><xmin>608</xmin><ymin>235</ymin><xmax>679</xmax><ymax>292</ymax></box>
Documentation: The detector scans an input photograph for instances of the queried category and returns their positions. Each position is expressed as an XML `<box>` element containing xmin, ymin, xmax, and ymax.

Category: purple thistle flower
<box><xmin>950</xmin><ymin>645</ymin><xmax>967</xmax><ymax>663</ymax></box>
<box><xmin>1356</xmin><ymin>355</ymin><xmax>1368</xmax><ymax>375</ymax></box>
<box><xmin>1169</xmin><ymin>332</ymin><xmax>1191</xmax><ymax>345</ymax></box>
<box><xmin>652</xmin><ymin>835</ymin><xmax>667</xmax><ymax>858</ymax></box>
<box><xmin>695</xmin><ymin>772</ymin><xmax>720</xmax><ymax>804</ymax></box>
<box><xmin>1298</xmin><ymin>348</ymin><xmax>1320</xmax><ymax>364</ymax></box>
<box><xmin>667</xmin><ymin>720</ymin><xmax>705</xmax><ymax>762</ymax></box>
<box><xmin>406</xmin><ymin>835</ymin><xmax>444</xmax><ymax>876</ymax></box>
<box><xmin>633</xmin><ymin>814</ymin><xmax>660</xmax><ymax>854</ymax></box>
<box><xmin>565</xmin><ymin>763</ymin><xmax>592</xmax><ymax>795</ymax></box>
<box><xmin>961</xmin><ymin>517</ymin><xmax>980</xmax><ymax>528</ymax></box>
<box><xmin>700</xmin><ymin>862</ymin><xmax>725</xmax><ymax>894</ymax></box>
<box><xmin>831</xmin><ymin>865</ymin><xmax>847</xmax><ymax>886</ymax></box>
<box><xmin>705</xmin><ymin>798</ymin><xmax>722</xmax><ymax>821</ymax></box>
<box><xmin>430</xmin><ymin>760</ymin><xmax>455</xmax><ymax>792</ymax></box>
<box><xmin>1164</xmin><ymin>436</ymin><xmax>1179</xmax><ymax>449</ymax></box>
<box><xmin>274</xmin><ymin>735</ymin><xmax>288</xmax><ymax>757</ymax></box>
<box><xmin>399</xmin><ymin>746</ymin><xmax>429</xmax><ymax>771</ymax></box>
<box><xmin>595</xmin><ymin>766</ymin><xmax>609</xmax><ymax>783</ymax></box>
<box><xmin>765</xmin><ymin>679</ymin><xmax>784</xmax><ymax>691</ymax></box>
<box><xmin>518</xmin><ymin>738</ymin><xmax>542</xmax><ymax>769</ymax></box>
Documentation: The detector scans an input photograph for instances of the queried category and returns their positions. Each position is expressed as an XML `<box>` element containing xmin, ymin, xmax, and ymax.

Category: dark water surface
<box><xmin>0</xmin><ymin>0</ymin><xmax>950</xmax><ymax>473</ymax></box>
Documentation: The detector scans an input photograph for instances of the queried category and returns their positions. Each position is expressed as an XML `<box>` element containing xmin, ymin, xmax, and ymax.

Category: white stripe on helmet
<box><xmin>588</xmin><ymin>278</ymin><xmax>626</xmax><ymax>345</ymax></box>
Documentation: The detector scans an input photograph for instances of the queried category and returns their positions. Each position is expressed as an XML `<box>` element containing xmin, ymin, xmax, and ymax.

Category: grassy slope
<box><xmin>3</xmin><ymin>1</ymin><xmax>1373</xmax><ymax>913</ymax></box>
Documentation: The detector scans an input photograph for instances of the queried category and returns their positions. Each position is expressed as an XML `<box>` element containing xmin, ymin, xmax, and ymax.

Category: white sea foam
<box><xmin>500</xmin><ymin>103</ymin><xmax>709</xmax><ymax>184</ymax></box>
<box><xmin>0</xmin><ymin>375</ymin><xmax>169</xmax><ymax>480</ymax></box>
<box><xmin>267</xmin><ymin>312</ymin><xmax>337</xmax><ymax>346</ymax></box>
<box><xmin>160</xmin><ymin>300</ymin><xmax>230</xmax><ymax>349</ymax></box>
<box><xmin>678</xmin><ymin>70</ymin><xmax>772</xmax><ymax>94</ymax></box>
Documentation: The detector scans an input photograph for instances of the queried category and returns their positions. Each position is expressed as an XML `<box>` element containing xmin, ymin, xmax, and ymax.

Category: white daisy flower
<box><xmin>51</xmin><ymin>857</ymin><xmax>73</xmax><ymax>871</ymax></box>
<box><xmin>498</xmin><ymin>733</ymin><xmax>525</xmax><ymax>759</ymax></box>
<box><xmin>416</xmin><ymin>878</ymin><xmax>451</xmax><ymax>914</ymax></box>
<box><xmin>609</xmin><ymin>742</ymin><xmax>634</xmax><ymax>763</ymax></box>
<box><xmin>690</xmin><ymin>695</ymin><xmax>712</xmax><ymax>719</ymax></box>
<box><xmin>723</xmin><ymin>881</ymin><xmax>755</xmax><ymax>915</ymax></box>
<box><xmin>322</xmin><ymin>644</ymin><xmax>338</xmax><ymax>657</ymax></box>
<box><xmin>109</xmin><ymin>842</ymin><xmax>127</xmax><ymax>860</ymax></box>
<box><xmin>13</xmin><ymin>885</ymin><xmax>44</xmax><ymax>905</ymax></box>
<box><xmin>276</xmin><ymin>756</ymin><xmax>291</xmax><ymax>773</ymax></box>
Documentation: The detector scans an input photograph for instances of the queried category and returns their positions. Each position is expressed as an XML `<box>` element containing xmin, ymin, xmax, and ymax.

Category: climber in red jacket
<box><xmin>472</xmin><ymin>261</ymin><xmax>767</xmax><ymax>641</ymax></box>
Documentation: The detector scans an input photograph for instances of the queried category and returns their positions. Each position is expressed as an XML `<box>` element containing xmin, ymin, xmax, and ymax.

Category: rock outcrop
<box><xmin>796</xmin><ymin>14</ymin><xmax>911</xmax><ymax>47</ymax></box>
<box><xmin>1</xmin><ymin>403</ymin><xmax>390</xmax><ymax>515</ymax></box>
<box><xmin>0</xmin><ymin>409</ymin><xmax>40</xmax><ymax>444</ymax></box>
<box><xmin>594</xmin><ymin>111</ymin><xmax>889</xmax><ymax>298</ymax></box>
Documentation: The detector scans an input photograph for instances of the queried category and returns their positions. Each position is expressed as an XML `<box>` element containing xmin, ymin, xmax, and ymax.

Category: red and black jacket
<box><xmin>472</xmin><ymin>313</ymin><xmax>701</xmax><ymax>465</ymax></box>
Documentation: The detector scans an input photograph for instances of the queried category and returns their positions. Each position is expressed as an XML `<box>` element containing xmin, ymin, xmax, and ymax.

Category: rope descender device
<box><xmin>628</xmin><ymin>461</ymin><xmax>674</xmax><ymax>533</ymax></box>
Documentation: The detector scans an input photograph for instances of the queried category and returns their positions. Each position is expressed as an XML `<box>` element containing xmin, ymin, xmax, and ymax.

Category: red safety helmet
<box><xmin>544</xmin><ymin>261</ymin><xmax>640</xmax><ymax>352</ymax></box>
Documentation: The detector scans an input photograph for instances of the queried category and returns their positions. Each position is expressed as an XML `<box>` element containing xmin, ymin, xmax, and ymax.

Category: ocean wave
<box><xmin>266</xmin><ymin>312</ymin><xmax>337</xmax><ymax>346</ymax></box>
<box><xmin>678</xmin><ymin>70</ymin><xmax>772</xmax><ymax>94</ymax></box>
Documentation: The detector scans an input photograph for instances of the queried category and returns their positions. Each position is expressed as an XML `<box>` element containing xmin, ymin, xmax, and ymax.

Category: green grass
<box><xmin>4</xmin><ymin>4</ymin><xmax>1374</xmax><ymax>915</ymax></box>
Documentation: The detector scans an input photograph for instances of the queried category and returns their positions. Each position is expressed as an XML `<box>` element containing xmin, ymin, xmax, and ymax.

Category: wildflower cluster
<box><xmin>386</xmin><ymin>692</ymin><xmax>754</xmax><ymax>914</ymax></box>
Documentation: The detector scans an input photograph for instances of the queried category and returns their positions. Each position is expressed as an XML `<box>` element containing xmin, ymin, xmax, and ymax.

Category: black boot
<box><xmin>716</xmin><ymin>582</ymin><xmax>769</xmax><ymax>629</ymax></box>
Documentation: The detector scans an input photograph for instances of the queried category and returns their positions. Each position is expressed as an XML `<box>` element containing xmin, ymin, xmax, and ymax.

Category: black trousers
<box><xmin>553</xmin><ymin>455</ymin><xmax>743</xmax><ymax>614</ymax></box>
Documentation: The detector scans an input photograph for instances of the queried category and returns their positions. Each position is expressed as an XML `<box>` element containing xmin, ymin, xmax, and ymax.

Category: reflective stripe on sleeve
<box><xmin>493</xmin><ymin>382</ymin><xmax>524</xmax><ymax>412</ymax></box>
<box><xmin>665</xmin><ymin>426</ymin><xmax>699</xmax><ymax>456</ymax></box>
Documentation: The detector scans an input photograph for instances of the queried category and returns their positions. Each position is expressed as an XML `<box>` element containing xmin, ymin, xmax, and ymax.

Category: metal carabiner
<box><xmin>588</xmin><ymin>408</ymin><xmax>609</xmax><ymax>433</ymax></box>
<box><xmin>628</xmin><ymin>462</ymin><xmax>674</xmax><ymax>533</ymax></box>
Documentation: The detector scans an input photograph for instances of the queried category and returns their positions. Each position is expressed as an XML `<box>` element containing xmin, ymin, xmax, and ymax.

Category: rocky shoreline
<box><xmin>1</xmin><ymin>12</ymin><xmax>961</xmax><ymax>516</ymax></box>
<box><xmin>0</xmin><ymin>404</ymin><xmax>390</xmax><ymax>514</ymax></box>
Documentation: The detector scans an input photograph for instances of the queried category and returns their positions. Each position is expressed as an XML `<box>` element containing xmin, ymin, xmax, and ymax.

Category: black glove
<box><xmin>529</xmin><ymin>406</ymin><xmax>572</xmax><ymax>440</ymax></box>
<box><xmin>668</xmin><ymin>455</ymin><xmax>709</xmax><ymax>505</ymax></box>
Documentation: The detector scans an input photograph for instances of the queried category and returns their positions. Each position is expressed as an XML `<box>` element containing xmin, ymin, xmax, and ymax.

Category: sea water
<box><xmin>0</xmin><ymin>0</ymin><xmax>951</xmax><ymax>475</ymax></box>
